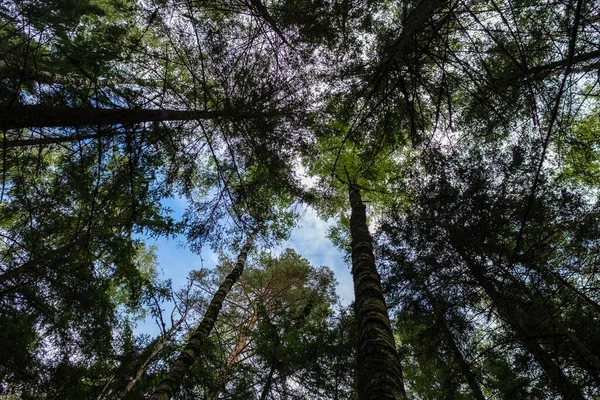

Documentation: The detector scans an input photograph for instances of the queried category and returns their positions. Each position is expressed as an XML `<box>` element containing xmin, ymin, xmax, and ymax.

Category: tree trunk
<box><xmin>383</xmin><ymin>0</ymin><xmax>448</xmax><ymax>65</ymax></box>
<box><xmin>423</xmin><ymin>287</ymin><xmax>486</xmax><ymax>400</ymax></box>
<box><xmin>435</xmin><ymin>309</ymin><xmax>486</xmax><ymax>400</ymax></box>
<box><xmin>120</xmin><ymin>337</ymin><xmax>168</xmax><ymax>399</ymax></box>
<box><xmin>114</xmin><ymin>316</ymin><xmax>186</xmax><ymax>400</ymax></box>
<box><xmin>0</xmin><ymin>238</ymin><xmax>86</xmax><ymax>286</ymax></box>
<box><xmin>259</xmin><ymin>334</ymin><xmax>279</xmax><ymax>400</ymax></box>
<box><xmin>348</xmin><ymin>183</ymin><xmax>406</xmax><ymax>400</ymax></box>
<box><xmin>518</xmin><ymin>49</ymin><xmax>600</xmax><ymax>81</ymax></box>
<box><xmin>0</xmin><ymin>105</ymin><xmax>259</xmax><ymax>133</ymax></box>
<box><xmin>451</xmin><ymin>241</ymin><xmax>584</xmax><ymax>400</ymax></box>
<box><xmin>502</xmin><ymin>270</ymin><xmax>600</xmax><ymax>385</ymax></box>
<box><xmin>149</xmin><ymin>230</ymin><xmax>257</xmax><ymax>400</ymax></box>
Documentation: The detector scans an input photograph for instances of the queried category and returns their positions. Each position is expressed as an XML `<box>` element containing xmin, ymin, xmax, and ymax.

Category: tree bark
<box><xmin>0</xmin><ymin>105</ymin><xmax>259</xmax><ymax>133</ymax></box>
<box><xmin>348</xmin><ymin>184</ymin><xmax>406</xmax><ymax>400</ymax></box>
<box><xmin>149</xmin><ymin>230</ymin><xmax>257</xmax><ymax>400</ymax></box>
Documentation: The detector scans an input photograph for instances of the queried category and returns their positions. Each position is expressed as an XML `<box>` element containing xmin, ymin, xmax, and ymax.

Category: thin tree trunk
<box><xmin>423</xmin><ymin>287</ymin><xmax>486</xmax><ymax>400</ymax></box>
<box><xmin>121</xmin><ymin>337</ymin><xmax>168</xmax><ymax>399</ymax></box>
<box><xmin>0</xmin><ymin>258</ymin><xmax>38</xmax><ymax>286</ymax></box>
<box><xmin>259</xmin><ymin>334</ymin><xmax>279</xmax><ymax>400</ymax></box>
<box><xmin>115</xmin><ymin>319</ymin><xmax>184</xmax><ymax>400</ymax></box>
<box><xmin>149</xmin><ymin>230</ymin><xmax>257</xmax><ymax>400</ymax></box>
<box><xmin>225</xmin><ymin>310</ymin><xmax>259</xmax><ymax>367</ymax></box>
<box><xmin>348</xmin><ymin>183</ymin><xmax>406</xmax><ymax>400</ymax></box>
<box><xmin>383</xmin><ymin>0</ymin><xmax>448</xmax><ymax>65</ymax></box>
<box><xmin>0</xmin><ymin>105</ymin><xmax>260</xmax><ymax>133</ymax></box>
<box><xmin>0</xmin><ymin>59</ymin><xmax>160</xmax><ymax>88</ymax></box>
<box><xmin>503</xmin><ymin>272</ymin><xmax>600</xmax><ymax>384</ymax></box>
<box><xmin>452</xmin><ymin>242</ymin><xmax>584</xmax><ymax>400</ymax></box>
<box><xmin>519</xmin><ymin>49</ymin><xmax>600</xmax><ymax>81</ymax></box>
<box><xmin>0</xmin><ymin>238</ymin><xmax>87</xmax><ymax>286</ymax></box>
<box><xmin>547</xmin><ymin>270</ymin><xmax>600</xmax><ymax>315</ymax></box>
<box><xmin>435</xmin><ymin>309</ymin><xmax>486</xmax><ymax>400</ymax></box>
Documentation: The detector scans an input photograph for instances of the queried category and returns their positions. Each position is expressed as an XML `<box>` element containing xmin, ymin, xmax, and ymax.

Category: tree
<box><xmin>376</xmin><ymin>136</ymin><xmax>600</xmax><ymax>397</ymax></box>
<box><xmin>3</xmin><ymin>0</ymin><xmax>600</xmax><ymax>398</ymax></box>
<box><xmin>0</xmin><ymin>132</ymin><xmax>175</xmax><ymax>396</ymax></box>
<box><xmin>150</xmin><ymin>227</ymin><xmax>258</xmax><ymax>400</ymax></box>
<box><xmin>0</xmin><ymin>105</ymin><xmax>260</xmax><ymax>133</ymax></box>
<box><xmin>348</xmin><ymin>182</ymin><xmax>406</xmax><ymax>400</ymax></box>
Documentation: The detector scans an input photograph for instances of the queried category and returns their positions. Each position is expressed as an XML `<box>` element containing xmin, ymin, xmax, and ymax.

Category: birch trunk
<box><xmin>149</xmin><ymin>230</ymin><xmax>256</xmax><ymax>400</ymax></box>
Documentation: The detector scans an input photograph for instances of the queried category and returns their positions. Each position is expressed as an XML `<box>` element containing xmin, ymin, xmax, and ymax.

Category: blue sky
<box><xmin>136</xmin><ymin>199</ymin><xmax>353</xmax><ymax>336</ymax></box>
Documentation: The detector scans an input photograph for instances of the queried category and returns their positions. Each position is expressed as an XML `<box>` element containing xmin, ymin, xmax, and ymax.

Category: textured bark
<box><xmin>0</xmin><ymin>105</ymin><xmax>258</xmax><ymax>133</ymax></box>
<box><xmin>149</xmin><ymin>231</ymin><xmax>256</xmax><ymax>400</ymax></box>
<box><xmin>348</xmin><ymin>184</ymin><xmax>406</xmax><ymax>400</ymax></box>
<box><xmin>451</xmin><ymin>243</ymin><xmax>584</xmax><ymax>400</ymax></box>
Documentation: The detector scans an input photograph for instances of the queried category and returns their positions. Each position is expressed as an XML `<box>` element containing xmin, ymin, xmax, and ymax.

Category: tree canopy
<box><xmin>2</xmin><ymin>0</ymin><xmax>600</xmax><ymax>398</ymax></box>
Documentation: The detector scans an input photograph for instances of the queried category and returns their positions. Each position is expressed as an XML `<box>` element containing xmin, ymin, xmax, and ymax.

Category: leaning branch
<box><xmin>0</xmin><ymin>105</ymin><xmax>265</xmax><ymax>147</ymax></box>
<box><xmin>0</xmin><ymin>106</ymin><xmax>225</xmax><ymax>130</ymax></box>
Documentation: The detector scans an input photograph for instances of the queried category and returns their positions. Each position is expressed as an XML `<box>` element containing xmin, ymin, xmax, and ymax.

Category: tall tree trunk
<box><xmin>423</xmin><ymin>287</ymin><xmax>486</xmax><ymax>400</ymax></box>
<box><xmin>503</xmin><ymin>271</ymin><xmax>600</xmax><ymax>384</ymax></box>
<box><xmin>434</xmin><ymin>308</ymin><xmax>486</xmax><ymax>400</ymax></box>
<box><xmin>451</xmin><ymin>241</ymin><xmax>584</xmax><ymax>400</ymax></box>
<box><xmin>0</xmin><ymin>105</ymin><xmax>259</xmax><ymax>133</ymax></box>
<box><xmin>224</xmin><ymin>310</ymin><xmax>259</xmax><ymax>368</ymax></box>
<box><xmin>149</xmin><ymin>230</ymin><xmax>257</xmax><ymax>400</ymax></box>
<box><xmin>348</xmin><ymin>184</ymin><xmax>406</xmax><ymax>400</ymax></box>
<box><xmin>119</xmin><ymin>336</ymin><xmax>169</xmax><ymax>399</ymax></box>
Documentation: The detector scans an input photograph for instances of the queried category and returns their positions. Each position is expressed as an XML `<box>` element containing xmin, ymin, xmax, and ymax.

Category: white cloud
<box><xmin>281</xmin><ymin>207</ymin><xmax>354</xmax><ymax>306</ymax></box>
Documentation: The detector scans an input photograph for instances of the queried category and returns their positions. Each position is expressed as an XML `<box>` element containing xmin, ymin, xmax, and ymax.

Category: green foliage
<box><xmin>0</xmin><ymin>132</ymin><xmax>176</xmax><ymax>395</ymax></box>
<box><xmin>3</xmin><ymin>0</ymin><xmax>600</xmax><ymax>397</ymax></box>
<box><xmin>184</xmin><ymin>248</ymin><xmax>354</xmax><ymax>399</ymax></box>
<box><xmin>557</xmin><ymin>111</ymin><xmax>600</xmax><ymax>186</ymax></box>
